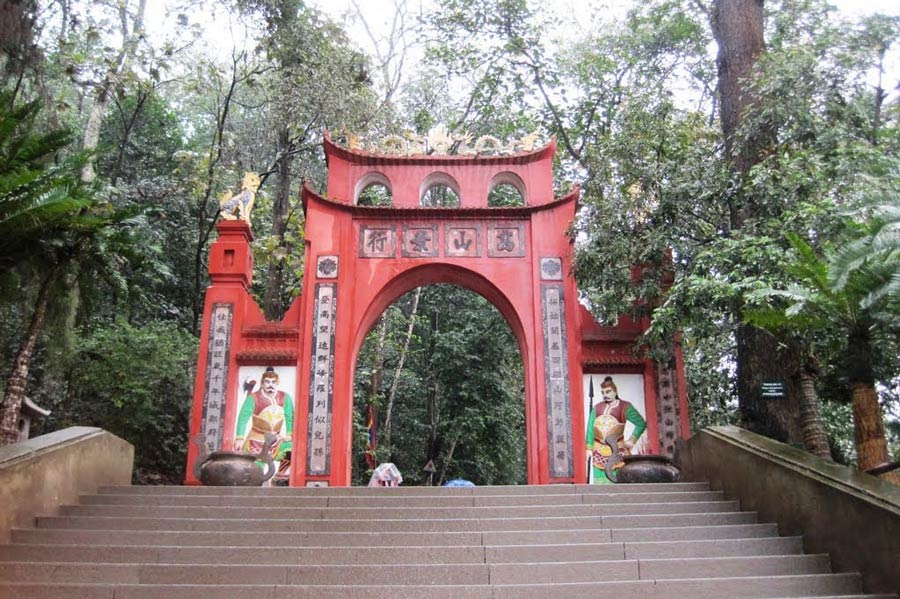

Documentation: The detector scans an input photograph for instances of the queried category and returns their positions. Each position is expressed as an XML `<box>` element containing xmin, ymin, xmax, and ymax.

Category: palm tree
<box><xmin>748</xmin><ymin>232</ymin><xmax>900</xmax><ymax>484</ymax></box>
<box><xmin>0</xmin><ymin>93</ymin><xmax>100</xmax><ymax>445</ymax></box>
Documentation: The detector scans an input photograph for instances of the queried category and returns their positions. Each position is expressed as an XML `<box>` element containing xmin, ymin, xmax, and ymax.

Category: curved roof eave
<box><xmin>301</xmin><ymin>182</ymin><xmax>580</xmax><ymax>219</ymax></box>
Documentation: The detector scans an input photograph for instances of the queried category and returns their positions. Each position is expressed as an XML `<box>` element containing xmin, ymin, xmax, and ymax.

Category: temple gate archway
<box><xmin>185</xmin><ymin>129</ymin><xmax>691</xmax><ymax>487</ymax></box>
<box><xmin>292</xmin><ymin>134</ymin><xmax>583</xmax><ymax>486</ymax></box>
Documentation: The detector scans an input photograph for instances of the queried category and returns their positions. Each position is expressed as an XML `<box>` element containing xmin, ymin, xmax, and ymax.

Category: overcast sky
<box><xmin>311</xmin><ymin>0</ymin><xmax>900</xmax><ymax>46</ymax></box>
<box><xmin>144</xmin><ymin>0</ymin><xmax>900</xmax><ymax>97</ymax></box>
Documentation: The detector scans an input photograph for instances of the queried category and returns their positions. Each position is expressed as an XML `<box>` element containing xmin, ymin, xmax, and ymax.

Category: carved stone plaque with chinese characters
<box><xmin>445</xmin><ymin>225</ymin><xmax>481</xmax><ymax>257</ymax></box>
<box><xmin>359</xmin><ymin>226</ymin><xmax>396</xmax><ymax>258</ymax></box>
<box><xmin>307</xmin><ymin>283</ymin><xmax>337</xmax><ymax>475</ymax></box>
<box><xmin>402</xmin><ymin>225</ymin><xmax>439</xmax><ymax>257</ymax></box>
<box><xmin>202</xmin><ymin>304</ymin><xmax>233</xmax><ymax>454</ymax></box>
<box><xmin>487</xmin><ymin>223</ymin><xmax>526</xmax><ymax>257</ymax></box>
<box><xmin>541</xmin><ymin>284</ymin><xmax>573</xmax><ymax>478</ymax></box>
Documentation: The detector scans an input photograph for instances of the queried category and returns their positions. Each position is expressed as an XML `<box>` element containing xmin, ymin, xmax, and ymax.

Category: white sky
<box><xmin>307</xmin><ymin>0</ymin><xmax>900</xmax><ymax>93</ymax></box>
<box><xmin>311</xmin><ymin>0</ymin><xmax>900</xmax><ymax>47</ymax></box>
<box><xmin>144</xmin><ymin>0</ymin><xmax>900</xmax><ymax>99</ymax></box>
<box><xmin>147</xmin><ymin>1</ymin><xmax>900</xmax><ymax>57</ymax></box>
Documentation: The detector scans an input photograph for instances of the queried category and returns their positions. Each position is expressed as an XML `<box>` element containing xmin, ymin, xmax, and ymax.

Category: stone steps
<box><xmin>55</xmin><ymin>500</ymin><xmax>741</xmax><ymax>519</ymax></box>
<box><xmin>92</xmin><ymin>482</ymin><xmax>712</xmax><ymax>495</ymax></box>
<box><xmin>0</xmin><ymin>576</ymin><xmax>882</xmax><ymax>599</ymax></box>
<box><xmin>0</xmin><ymin>537</ymin><xmax>805</xmax><ymax>564</ymax></box>
<box><xmin>33</xmin><ymin>511</ymin><xmax>761</xmax><ymax>532</ymax></box>
<box><xmin>0</xmin><ymin>483</ymin><xmax>892</xmax><ymax>599</ymax></box>
<box><xmin>0</xmin><ymin>554</ymin><xmax>833</xmax><ymax>584</ymax></box>
<box><xmin>78</xmin><ymin>490</ymin><xmax>725</xmax><ymax>506</ymax></box>
<box><xmin>10</xmin><ymin>522</ymin><xmax>782</xmax><ymax>545</ymax></box>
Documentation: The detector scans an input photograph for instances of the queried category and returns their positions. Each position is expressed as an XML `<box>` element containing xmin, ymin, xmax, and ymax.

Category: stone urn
<box><xmin>192</xmin><ymin>433</ymin><xmax>277</xmax><ymax>486</ymax></box>
<box><xmin>602</xmin><ymin>435</ymin><xmax>680</xmax><ymax>483</ymax></box>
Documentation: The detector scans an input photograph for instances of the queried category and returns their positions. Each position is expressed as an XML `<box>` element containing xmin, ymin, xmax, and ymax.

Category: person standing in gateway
<box><xmin>585</xmin><ymin>376</ymin><xmax>647</xmax><ymax>484</ymax></box>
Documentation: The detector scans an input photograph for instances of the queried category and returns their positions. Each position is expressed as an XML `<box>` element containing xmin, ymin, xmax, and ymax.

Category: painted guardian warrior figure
<box><xmin>234</xmin><ymin>367</ymin><xmax>294</xmax><ymax>471</ymax></box>
<box><xmin>585</xmin><ymin>376</ymin><xmax>647</xmax><ymax>483</ymax></box>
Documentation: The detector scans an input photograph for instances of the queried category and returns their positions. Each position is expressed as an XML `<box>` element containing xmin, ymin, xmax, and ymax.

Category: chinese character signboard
<box><xmin>487</xmin><ymin>223</ymin><xmax>526</xmax><ymax>257</ymax></box>
<box><xmin>541</xmin><ymin>284</ymin><xmax>573</xmax><ymax>478</ymax></box>
<box><xmin>307</xmin><ymin>283</ymin><xmax>337</xmax><ymax>475</ymax></box>
<box><xmin>201</xmin><ymin>303</ymin><xmax>233</xmax><ymax>454</ymax></box>
<box><xmin>360</xmin><ymin>226</ymin><xmax>396</xmax><ymax>258</ymax></box>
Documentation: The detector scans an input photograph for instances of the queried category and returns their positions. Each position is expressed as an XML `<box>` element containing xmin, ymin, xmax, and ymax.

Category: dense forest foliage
<box><xmin>0</xmin><ymin>0</ymin><xmax>898</xmax><ymax>484</ymax></box>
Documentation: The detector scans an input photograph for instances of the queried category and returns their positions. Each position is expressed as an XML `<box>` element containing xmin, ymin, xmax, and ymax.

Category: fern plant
<box><xmin>829</xmin><ymin>194</ymin><xmax>900</xmax><ymax>309</ymax></box>
<box><xmin>0</xmin><ymin>92</ymin><xmax>95</xmax><ymax>265</ymax></box>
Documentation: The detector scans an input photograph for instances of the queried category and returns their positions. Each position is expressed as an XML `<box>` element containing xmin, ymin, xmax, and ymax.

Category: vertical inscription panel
<box><xmin>202</xmin><ymin>303</ymin><xmax>233</xmax><ymax>454</ymax></box>
<box><xmin>308</xmin><ymin>283</ymin><xmax>337</xmax><ymax>475</ymax></box>
<box><xmin>541</xmin><ymin>284</ymin><xmax>574</xmax><ymax>478</ymax></box>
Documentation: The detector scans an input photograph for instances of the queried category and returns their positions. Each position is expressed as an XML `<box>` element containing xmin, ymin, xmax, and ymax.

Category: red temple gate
<box><xmin>185</xmin><ymin>130</ymin><xmax>691</xmax><ymax>487</ymax></box>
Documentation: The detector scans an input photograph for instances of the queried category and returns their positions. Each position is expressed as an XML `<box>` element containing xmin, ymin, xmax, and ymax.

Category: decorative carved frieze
<box><xmin>316</xmin><ymin>255</ymin><xmax>339</xmax><ymax>278</ymax></box>
<box><xmin>540</xmin><ymin>257</ymin><xmax>563</xmax><ymax>280</ymax></box>
<box><xmin>335</xmin><ymin>125</ymin><xmax>542</xmax><ymax>157</ymax></box>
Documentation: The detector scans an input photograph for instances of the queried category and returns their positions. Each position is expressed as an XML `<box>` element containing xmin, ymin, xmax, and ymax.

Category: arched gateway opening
<box><xmin>351</xmin><ymin>281</ymin><xmax>526</xmax><ymax>485</ymax></box>
<box><xmin>185</xmin><ymin>128</ymin><xmax>692</xmax><ymax>487</ymax></box>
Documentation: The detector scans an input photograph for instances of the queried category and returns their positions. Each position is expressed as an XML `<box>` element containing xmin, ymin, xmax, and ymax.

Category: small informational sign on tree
<box><xmin>760</xmin><ymin>380</ymin><xmax>786</xmax><ymax>399</ymax></box>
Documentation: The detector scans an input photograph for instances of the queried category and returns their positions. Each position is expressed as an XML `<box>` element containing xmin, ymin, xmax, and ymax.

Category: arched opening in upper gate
<box><xmin>355</xmin><ymin>171</ymin><xmax>393</xmax><ymax>206</ymax></box>
<box><xmin>349</xmin><ymin>264</ymin><xmax>531</xmax><ymax>486</ymax></box>
<box><xmin>420</xmin><ymin>172</ymin><xmax>461</xmax><ymax>207</ymax></box>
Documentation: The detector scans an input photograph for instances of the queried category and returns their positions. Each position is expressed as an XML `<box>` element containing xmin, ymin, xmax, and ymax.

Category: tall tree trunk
<box><xmin>110</xmin><ymin>87</ymin><xmax>149</xmax><ymax>186</ymax></box>
<box><xmin>0</xmin><ymin>262</ymin><xmax>66</xmax><ymax>445</ymax></box>
<box><xmin>381</xmin><ymin>287</ymin><xmax>422</xmax><ymax>450</ymax></box>
<box><xmin>80</xmin><ymin>0</ymin><xmax>146</xmax><ymax>183</ymax></box>
<box><xmin>797</xmin><ymin>366</ymin><xmax>831</xmax><ymax>459</ymax></box>
<box><xmin>711</xmin><ymin>0</ymin><xmax>809</xmax><ymax>443</ymax></box>
<box><xmin>735</xmin><ymin>326</ymin><xmax>800</xmax><ymax>443</ymax></box>
<box><xmin>263</xmin><ymin>127</ymin><xmax>292</xmax><ymax>320</ymax></box>
<box><xmin>710</xmin><ymin>0</ymin><xmax>766</xmax><ymax>179</ymax></box>
<box><xmin>850</xmin><ymin>383</ymin><xmax>889</xmax><ymax>472</ymax></box>
<box><xmin>846</xmin><ymin>322</ymin><xmax>894</xmax><ymax>482</ymax></box>
<box><xmin>371</xmin><ymin>317</ymin><xmax>387</xmax><ymax>400</ymax></box>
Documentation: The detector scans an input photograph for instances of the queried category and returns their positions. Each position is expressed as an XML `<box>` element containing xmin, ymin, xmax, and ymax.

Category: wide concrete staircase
<box><xmin>0</xmin><ymin>482</ymin><xmax>894</xmax><ymax>599</ymax></box>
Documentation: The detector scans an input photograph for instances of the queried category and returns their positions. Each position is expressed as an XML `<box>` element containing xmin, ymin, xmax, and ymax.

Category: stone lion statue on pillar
<box><xmin>219</xmin><ymin>172</ymin><xmax>261</xmax><ymax>223</ymax></box>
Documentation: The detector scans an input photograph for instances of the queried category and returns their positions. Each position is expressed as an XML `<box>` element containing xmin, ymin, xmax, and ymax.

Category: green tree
<box><xmin>58</xmin><ymin>321</ymin><xmax>198</xmax><ymax>483</ymax></box>
<box><xmin>237</xmin><ymin>0</ymin><xmax>382</xmax><ymax>319</ymax></box>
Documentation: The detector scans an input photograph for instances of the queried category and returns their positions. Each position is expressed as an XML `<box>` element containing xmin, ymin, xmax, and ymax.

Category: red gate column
<box><xmin>185</xmin><ymin>220</ymin><xmax>256</xmax><ymax>484</ymax></box>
